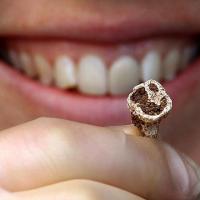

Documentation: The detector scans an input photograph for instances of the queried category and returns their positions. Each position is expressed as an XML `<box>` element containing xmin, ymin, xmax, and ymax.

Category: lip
<box><xmin>0</xmin><ymin>1</ymin><xmax>200</xmax><ymax>42</ymax></box>
<box><xmin>0</xmin><ymin>55</ymin><xmax>199</xmax><ymax>126</ymax></box>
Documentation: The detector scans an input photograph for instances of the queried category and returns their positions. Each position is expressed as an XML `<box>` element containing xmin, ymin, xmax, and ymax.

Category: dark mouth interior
<box><xmin>0</xmin><ymin>36</ymin><xmax>200</xmax><ymax>65</ymax></box>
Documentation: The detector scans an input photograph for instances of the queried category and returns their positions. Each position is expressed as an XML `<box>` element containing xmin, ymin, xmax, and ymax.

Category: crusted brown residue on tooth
<box><xmin>127</xmin><ymin>80</ymin><xmax>172</xmax><ymax>138</ymax></box>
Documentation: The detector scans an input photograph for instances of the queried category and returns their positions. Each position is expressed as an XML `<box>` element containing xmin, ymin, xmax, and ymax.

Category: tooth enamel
<box><xmin>54</xmin><ymin>56</ymin><xmax>77</xmax><ymax>89</ymax></box>
<box><xmin>141</xmin><ymin>51</ymin><xmax>161</xmax><ymax>81</ymax></box>
<box><xmin>180</xmin><ymin>47</ymin><xmax>195</xmax><ymax>70</ymax></box>
<box><xmin>109</xmin><ymin>56</ymin><xmax>140</xmax><ymax>95</ymax></box>
<box><xmin>163</xmin><ymin>49</ymin><xmax>180</xmax><ymax>80</ymax></box>
<box><xmin>9</xmin><ymin>50</ymin><xmax>21</xmax><ymax>69</ymax></box>
<box><xmin>34</xmin><ymin>55</ymin><xmax>53</xmax><ymax>85</ymax></box>
<box><xmin>19</xmin><ymin>52</ymin><xmax>37</xmax><ymax>77</ymax></box>
<box><xmin>78</xmin><ymin>55</ymin><xmax>107</xmax><ymax>95</ymax></box>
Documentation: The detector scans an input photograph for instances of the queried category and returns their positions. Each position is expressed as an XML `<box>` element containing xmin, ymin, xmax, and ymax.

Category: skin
<box><xmin>0</xmin><ymin>118</ymin><xmax>199</xmax><ymax>200</ymax></box>
<box><xmin>0</xmin><ymin>1</ymin><xmax>200</xmax><ymax>199</ymax></box>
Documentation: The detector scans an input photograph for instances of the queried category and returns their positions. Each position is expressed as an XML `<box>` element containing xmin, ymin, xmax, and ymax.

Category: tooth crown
<box><xmin>7</xmin><ymin>40</ymin><xmax>195</xmax><ymax>96</ymax></box>
<box><xmin>127</xmin><ymin>80</ymin><xmax>172</xmax><ymax>123</ymax></box>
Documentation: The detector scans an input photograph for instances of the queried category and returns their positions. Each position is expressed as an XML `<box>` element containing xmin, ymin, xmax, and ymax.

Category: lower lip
<box><xmin>0</xmin><ymin>57</ymin><xmax>199</xmax><ymax>126</ymax></box>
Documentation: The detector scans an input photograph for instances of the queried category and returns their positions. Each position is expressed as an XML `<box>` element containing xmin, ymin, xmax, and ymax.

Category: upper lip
<box><xmin>0</xmin><ymin>1</ymin><xmax>200</xmax><ymax>42</ymax></box>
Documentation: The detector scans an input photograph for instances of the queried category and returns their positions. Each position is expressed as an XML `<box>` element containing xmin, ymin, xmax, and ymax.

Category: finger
<box><xmin>0</xmin><ymin>188</ymin><xmax>16</xmax><ymax>200</ymax></box>
<box><xmin>15</xmin><ymin>179</ymin><xmax>145</xmax><ymax>200</ymax></box>
<box><xmin>108</xmin><ymin>125</ymin><xmax>142</xmax><ymax>136</ymax></box>
<box><xmin>0</xmin><ymin>118</ymin><xmax>199</xmax><ymax>200</ymax></box>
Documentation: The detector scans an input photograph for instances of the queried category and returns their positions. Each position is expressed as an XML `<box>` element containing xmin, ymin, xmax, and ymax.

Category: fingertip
<box><xmin>163</xmin><ymin>144</ymin><xmax>200</xmax><ymax>199</ymax></box>
<box><xmin>180</xmin><ymin>153</ymin><xmax>200</xmax><ymax>199</ymax></box>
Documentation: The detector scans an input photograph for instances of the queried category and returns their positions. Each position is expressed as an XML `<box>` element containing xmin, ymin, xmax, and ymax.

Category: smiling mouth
<box><xmin>0</xmin><ymin>34</ymin><xmax>199</xmax><ymax>127</ymax></box>
<box><xmin>0</xmin><ymin>1</ymin><xmax>200</xmax><ymax>126</ymax></box>
<box><xmin>0</xmin><ymin>36</ymin><xmax>199</xmax><ymax>96</ymax></box>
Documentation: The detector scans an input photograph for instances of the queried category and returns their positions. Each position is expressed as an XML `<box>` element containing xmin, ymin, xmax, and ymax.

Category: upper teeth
<box><xmin>19</xmin><ymin>52</ymin><xmax>37</xmax><ymax>77</ymax></box>
<box><xmin>54</xmin><ymin>56</ymin><xmax>77</xmax><ymax>89</ymax></box>
<box><xmin>141</xmin><ymin>51</ymin><xmax>161</xmax><ymax>81</ymax></box>
<box><xmin>34</xmin><ymin>54</ymin><xmax>53</xmax><ymax>85</ymax></box>
<box><xmin>78</xmin><ymin>55</ymin><xmax>108</xmax><ymax>95</ymax></box>
<box><xmin>9</xmin><ymin>47</ymin><xmax>194</xmax><ymax>96</ymax></box>
<box><xmin>109</xmin><ymin>56</ymin><xmax>139</xmax><ymax>95</ymax></box>
<box><xmin>163</xmin><ymin>49</ymin><xmax>180</xmax><ymax>80</ymax></box>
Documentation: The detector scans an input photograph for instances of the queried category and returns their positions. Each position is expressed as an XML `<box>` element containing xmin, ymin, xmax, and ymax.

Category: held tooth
<box><xmin>19</xmin><ymin>52</ymin><xmax>37</xmax><ymax>77</ymax></box>
<box><xmin>109</xmin><ymin>56</ymin><xmax>140</xmax><ymax>95</ymax></box>
<box><xmin>78</xmin><ymin>55</ymin><xmax>107</xmax><ymax>95</ymax></box>
<box><xmin>163</xmin><ymin>49</ymin><xmax>180</xmax><ymax>80</ymax></box>
<box><xmin>9</xmin><ymin>50</ymin><xmax>21</xmax><ymax>69</ymax></box>
<box><xmin>54</xmin><ymin>56</ymin><xmax>77</xmax><ymax>89</ymax></box>
<box><xmin>34</xmin><ymin>54</ymin><xmax>53</xmax><ymax>85</ymax></box>
<box><xmin>141</xmin><ymin>51</ymin><xmax>161</xmax><ymax>81</ymax></box>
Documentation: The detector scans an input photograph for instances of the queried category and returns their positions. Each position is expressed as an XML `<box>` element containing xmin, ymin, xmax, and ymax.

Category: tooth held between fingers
<box><xmin>141</xmin><ymin>51</ymin><xmax>161</xmax><ymax>81</ymax></box>
<box><xmin>163</xmin><ymin>49</ymin><xmax>180</xmax><ymax>80</ymax></box>
<box><xmin>34</xmin><ymin>54</ymin><xmax>53</xmax><ymax>85</ymax></box>
<box><xmin>54</xmin><ymin>56</ymin><xmax>77</xmax><ymax>89</ymax></box>
<box><xmin>19</xmin><ymin>52</ymin><xmax>37</xmax><ymax>77</ymax></box>
<box><xmin>109</xmin><ymin>56</ymin><xmax>140</xmax><ymax>95</ymax></box>
<box><xmin>78</xmin><ymin>55</ymin><xmax>107</xmax><ymax>95</ymax></box>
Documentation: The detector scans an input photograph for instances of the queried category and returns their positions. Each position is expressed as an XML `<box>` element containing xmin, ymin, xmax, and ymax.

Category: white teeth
<box><xmin>9</xmin><ymin>50</ymin><xmax>21</xmax><ymax>69</ymax></box>
<box><xmin>109</xmin><ymin>56</ymin><xmax>140</xmax><ymax>95</ymax></box>
<box><xmin>8</xmin><ymin>44</ymin><xmax>194</xmax><ymax>96</ymax></box>
<box><xmin>180</xmin><ymin>47</ymin><xmax>195</xmax><ymax>70</ymax></box>
<box><xmin>34</xmin><ymin>55</ymin><xmax>53</xmax><ymax>85</ymax></box>
<box><xmin>141</xmin><ymin>51</ymin><xmax>161</xmax><ymax>81</ymax></box>
<box><xmin>163</xmin><ymin>49</ymin><xmax>180</xmax><ymax>80</ymax></box>
<box><xmin>54</xmin><ymin>56</ymin><xmax>77</xmax><ymax>89</ymax></box>
<box><xmin>19</xmin><ymin>52</ymin><xmax>37</xmax><ymax>77</ymax></box>
<box><xmin>78</xmin><ymin>55</ymin><xmax>107</xmax><ymax>95</ymax></box>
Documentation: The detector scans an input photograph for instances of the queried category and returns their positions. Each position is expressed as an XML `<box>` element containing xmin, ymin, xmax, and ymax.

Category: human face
<box><xmin>0</xmin><ymin>0</ymin><xmax>199</xmax><ymax>160</ymax></box>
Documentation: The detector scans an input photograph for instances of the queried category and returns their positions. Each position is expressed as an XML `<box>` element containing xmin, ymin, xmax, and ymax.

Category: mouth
<box><xmin>1</xmin><ymin>0</ymin><xmax>200</xmax><ymax>127</ymax></box>
<box><xmin>0</xmin><ymin>34</ymin><xmax>199</xmax><ymax>126</ymax></box>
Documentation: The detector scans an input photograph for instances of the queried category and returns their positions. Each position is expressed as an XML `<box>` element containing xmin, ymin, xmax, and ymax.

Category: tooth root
<box><xmin>9</xmin><ymin>50</ymin><xmax>21</xmax><ymax>69</ymax></box>
<box><xmin>78</xmin><ymin>55</ymin><xmax>107</xmax><ymax>95</ymax></box>
<box><xmin>163</xmin><ymin>49</ymin><xmax>180</xmax><ymax>80</ymax></box>
<box><xmin>141</xmin><ymin>51</ymin><xmax>161</xmax><ymax>81</ymax></box>
<box><xmin>109</xmin><ymin>56</ymin><xmax>140</xmax><ymax>95</ymax></box>
<box><xmin>34</xmin><ymin>55</ymin><xmax>53</xmax><ymax>85</ymax></box>
<box><xmin>19</xmin><ymin>52</ymin><xmax>37</xmax><ymax>77</ymax></box>
<box><xmin>54</xmin><ymin>56</ymin><xmax>77</xmax><ymax>89</ymax></box>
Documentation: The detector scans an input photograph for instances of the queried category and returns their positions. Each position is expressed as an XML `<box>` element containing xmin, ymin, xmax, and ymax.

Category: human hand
<box><xmin>0</xmin><ymin>118</ymin><xmax>199</xmax><ymax>200</ymax></box>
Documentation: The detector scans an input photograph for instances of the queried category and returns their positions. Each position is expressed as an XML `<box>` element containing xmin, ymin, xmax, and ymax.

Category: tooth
<box><xmin>109</xmin><ymin>56</ymin><xmax>140</xmax><ymax>95</ymax></box>
<box><xmin>180</xmin><ymin>47</ymin><xmax>196</xmax><ymax>70</ymax></box>
<box><xmin>9</xmin><ymin>50</ymin><xmax>21</xmax><ymax>69</ymax></box>
<box><xmin>163</xmin><ymin>49</ymin><xmax>180</xmax><ymax>80</ymax></box>
<box><xmin>78</xmin><ymin>55</ymin><xmax>107</xmax><ymax>95</ymax></box>
<box><xmin>19</xmin><ymin>52</ymin><xmax>37</xmax><ymax>77</ymax></box>
<box><xmin>141</xmin><ymin>51</ymin><xmax>161</xmax><ymax>81</ymax></box>
<box><xmin>34</xmin><ymin>55</ymin><xmax>53</xmax><ymax>85</ymax></box>
<box><xmin>54</xmin><ymin>56</ymin><xmax>77</xmax><ymax>89</ymax></box>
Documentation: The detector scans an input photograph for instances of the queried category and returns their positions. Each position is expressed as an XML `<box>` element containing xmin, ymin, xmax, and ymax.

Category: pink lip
<box><xmin>1</xmin><ymin>1</ymin><xmax>200</xmax><ymax>42</ymax></box>
<box><xmin>0</xmin><ymin>58</ymin><xmax>199</xmax><ymax>126</ymax></box>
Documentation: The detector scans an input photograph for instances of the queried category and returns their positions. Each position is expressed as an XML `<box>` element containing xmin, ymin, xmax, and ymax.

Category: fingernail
<box><xmin>164</xmin><ymin>144</ymin><xmax>200</xmax><ymax>199</ymax></box>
